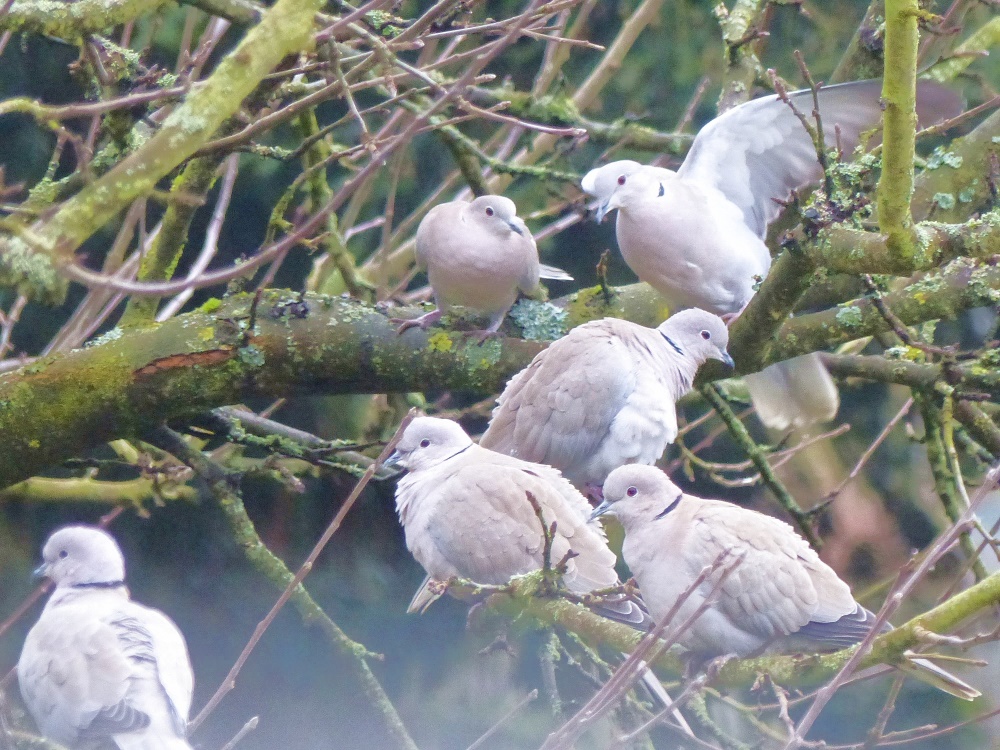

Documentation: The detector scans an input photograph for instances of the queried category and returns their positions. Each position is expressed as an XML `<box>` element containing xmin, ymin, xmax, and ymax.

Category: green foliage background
<box><xmin>0</xmin><ymin>1</ymin><xmax>998</xmax><ymax>748</ymax></box>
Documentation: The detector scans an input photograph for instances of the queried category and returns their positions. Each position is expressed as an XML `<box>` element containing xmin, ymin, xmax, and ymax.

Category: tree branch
<box><xmin>0</xmin><ymin>0</ymin><xmax>328</xmax><ymax>301</ymax></box>
<box><xmin>878</xmin><ymin>0</ymin><xmax>921</xmax><ymax>261</ymax></box>
<box><xmin>484</xmin><ymin>567</ymin><xmax>1000</xmax><ymax>692</ymax></box>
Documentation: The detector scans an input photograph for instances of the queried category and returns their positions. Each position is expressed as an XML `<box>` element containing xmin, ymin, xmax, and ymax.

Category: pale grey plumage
<box><xmin>389</xmin><ymin>417</ymin><xmax>645</xmax><ymax>625</ymax></box>
<box><xmin>18</xmin><ymin>527</ymin><xmax>195</xmax><ymax>750</ymax></box>
<box><xmin>388</xmin><ymin>418</ymin><xmax>697</xmax><ymax>714</ymax></box>
<box><xmin>480</xmin><ymin>309</ymin><xmax>732</xmax><ymax>488</ymax></box>
<box><xmin>399</xmin><ymin>195</ymin><xmax>571</xmax><ymax>333</ymax></box>
<box><xmin>580</xmin><ymin>162</ymin><xmax>673</xmax><ymax>223</ymax></box>
<box><xmin>583</xmin><ymin>81</ymin><xmax>960</xmax><ymax>430</ymax></box>
<box><xmin>593</xmin><ymin>465</ymin><xmax>980</xmax><ymax>700</ymax></box>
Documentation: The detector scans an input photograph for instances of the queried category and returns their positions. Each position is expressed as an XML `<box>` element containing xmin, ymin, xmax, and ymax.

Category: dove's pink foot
<box><xmin>585</xmin><ymin>482</ymin><xmax>604</xmax><ymax>502</ymax></box>
<box><xmin>392</xmin><ymin>308</ymin><xmax>443</xmax><ymax>334</ymax></box>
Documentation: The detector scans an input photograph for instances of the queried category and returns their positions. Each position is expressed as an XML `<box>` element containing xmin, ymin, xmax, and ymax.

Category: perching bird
<box><xmin>591</xmin><ymin>465</ymin><xmax>980</xmax><ymax>700</ymax></box>
<box><xmin>580</xmin><ymin>161</ymin><xmax>673</xmax><ymax>214</ymax></box>
<box><xmin>388</xmin><ymin>416</ymin><xmax>645</xmax><ymax>624</ymax></box>
<box><xmin>18</xmin><ymin>527</ymin><xmax>195</xmax><ymax>750</ymax></box>
<box><xmin>394</xmin><ymin>195</ymin><xmax>572</xmax><ymax>335</ymax></box>
<box><xmin>479</xmin><ymin>308</ymin><xmax>733</xmax><ymax>490</ymax></box>
<box><xmin>389</xmin><ymin>417</ymin><xmax>696</xmax><ymax>722</ymax></box>
<box><xmin>583</xmin><ymin>80</ymin><xmax>960</xmax><ymax>430</ymax></box>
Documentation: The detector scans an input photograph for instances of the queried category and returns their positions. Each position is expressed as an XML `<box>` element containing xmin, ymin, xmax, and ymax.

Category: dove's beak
<box><xmin>506</xmin><ymin>221</ymin><xmax>524</xmax><ymax>236</ymax></box>
<box><xmin>593</xmin><ymin>201</ymin><xmax>610</xmax><ymax>224</ymax></box>
<box><xmin>382</xmin><ymin>450</ymin><xmax>403</xmax><ymax>470</ymax></box>
<box><xmin>33</xmin><ymin>562</ymin><xmax>49</xmax><ymax>579</ymax></box>
<box><xmin>720</xmin><ymin>351</ymin><xmax>735</xmax><ymax>369</ymax></box>
<box><xmin>589</xmin><ymin>499</ymin><xmax>613</xmax><ymax>521</ymax></box>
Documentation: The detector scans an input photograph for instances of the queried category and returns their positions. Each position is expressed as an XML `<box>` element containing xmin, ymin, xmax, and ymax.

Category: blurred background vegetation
<box><xmin>0</xmin><ymin>0</ymin><xmax>998</xmax><ymax>748</ymax></box>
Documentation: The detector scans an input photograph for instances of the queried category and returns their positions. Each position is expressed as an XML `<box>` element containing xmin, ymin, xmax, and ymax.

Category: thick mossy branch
<box><xmin>0</xmin><ymin>476</ymin><xmax>197</xmax><ymax>505</ymax></box>
<box><xmin>912</xmin><ymin>110</ymin><xmax>1000</xmax><ymax>223</ymax></box>
<box><xmin>878</xmin><ymin>0</ymin><xmax>920</xmax><ymax>260</ymax></box>
<box><xmin>813</xmin><ymin>210</ymin><xmax>1000</xmax><ymax>275</ymax></box>
<box><xmin>727</xmin><ymin>241</ymin><xmax>817</xmax><ymax>373</ymax></box>
<box><xmin>485</xmin><ymin>569</ymin><xmax>1000</xmax><ymax>691</ymax></box>
<box><xmin>914</xmin><ymin>390</ymin><xmax>989</xmax><ymax>580</ymax></box>
<box><xmin>0</xmin><ymin>292</ymin><xmax>544</xmax><ymax>488</ymax></box>
<box><xmin>715</xmin><ymin>0</ymin><xmax>767</xmax><ymax>112</ymax></box>
<box><xmin>0</xmin><ymin>0</ymin><xmax>321</xmax><ymax>295</ymax></box>
<box><xmin>926</xmin><ymin>17</ymin><xmax>1000</xmax><ymax>86</ymax></box>
<box><xmin>772</xmin><ymin>256</ymin><xmax>1000</xmax><ymax>360</ymax></box>
<box><xmin>0</xmin><ymin>0</ymin><xmax>174</xmax><ymax>38</ymax></box>
<box><xmin>953</xmin><ymin>401</ymin><xmax>1000</xmax><ymax>458</ymax></box>
<box><xmin>0</xmin><ymin>256</ymin><xmax>998</xmax><ymax>489</ymax></box>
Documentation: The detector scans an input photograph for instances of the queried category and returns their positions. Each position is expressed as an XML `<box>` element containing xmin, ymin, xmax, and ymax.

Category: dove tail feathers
<box><xmin>744</xmin><ymin>353</ymin><xmax>839</xmax><ymax>431</ymax></box>
<box><xmin>632</xmin><ymin>660</ymin><xmax>696</xmax><ymax>737</ymax></box>
<box><xmin>538</xmin><ymin>264</ymin><xmax>574</xmax><ymax>282</ymax></box>
<box><xmin>591</xmin><ymin>596</ymin><xmax>652</xmax><ymax>629</ymax></box>
<box><xmin>406</xmin><ymin>574</ymin><xmax>443</xmax><ymax>614</ymax></box>
<box><xmin>897</xmin><ymin>656</ymin><xmax>981</xmax><ymax>701</ymax></box>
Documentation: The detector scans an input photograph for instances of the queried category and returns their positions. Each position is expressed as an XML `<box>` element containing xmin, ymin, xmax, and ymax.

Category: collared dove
<box><xmin>583</xmin><ymin>80</ymin><xmax>961</xmax><ymax>430</ymax></box>
<box><xmin>388</xmin><ymin>417</ymin><xmax>696</xmax><ymax>723</ymax></box>
<box><xmin>18</xmin><ymin>526</ymin><xmax>195</xmax><ymax>750</ymax></box>
<box><xmin>479</xmin><ymin>308</ymin><xmax>733</xmax><ymax>489</ymax></box>
<box><xmin>387</xmin><ymin>416</ymin><xmax>645</xmax><ymax>624</ymax></box>
<box><xmin>394</xmin><ymin>195</ymin><xmax>572</xmax><ymax>335</ymax></box>
<box><xmin>591</xmin><ymin>465</ymin><xmax>981</xmax><ymax>700</ymax></box>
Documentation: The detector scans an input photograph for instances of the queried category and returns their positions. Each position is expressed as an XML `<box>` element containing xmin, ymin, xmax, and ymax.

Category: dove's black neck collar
<box><xmin>654</xmin><ymin>493</ymin><xmax>683</xmax><ymax>519</ymax></box>
<box><xmin>660</xmin><ymin>332</ymin><xmax>684</xmax><ymax>357</ymax></box>
<box><xmin>72</xmin><ymin>580</ymin><xmax>126</xmax><ymax>590</ymax></box>
<box><xmin>443</xmin><ymin>443</ymin><xmax>473</xmax><ymax>463</ymax></box>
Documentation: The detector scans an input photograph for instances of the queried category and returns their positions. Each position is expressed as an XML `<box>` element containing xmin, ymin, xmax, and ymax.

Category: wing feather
<box><xmin>679</xmin><ymin>80</ymin><xmax>960</xmax><ymax>236</ymax></box>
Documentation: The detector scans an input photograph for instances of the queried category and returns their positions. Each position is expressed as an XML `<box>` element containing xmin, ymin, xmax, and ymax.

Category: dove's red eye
<box><xmin>485</xmin><ymin>206</ymin><xmax>494</xmax><ymax>217</ymax></box>
<box><xmin>419</xmin><ymin>439</ymin><xmax>430</xmax><ymax>448</ymax></box>
<box><xmin>617</xmin><ymin>175</ymin><xmax>626</xmax><ymax>186</ymax></box>
<box><xmin>700</xmin><ymin>330</ymin><xmax>711</xmax><ymax>340</ymax></box>
<box><xmin>626</xmin><ymin>487</ymin><xmax>638</xmax><ymax>497</ymax></box>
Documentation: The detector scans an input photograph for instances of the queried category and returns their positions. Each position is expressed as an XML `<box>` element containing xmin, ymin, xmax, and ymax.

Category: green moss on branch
<box><xmin>1</xmin><ymin>264</ymin><xmax>998</xmax><ymax>489</ymax></box>
<box><xmin>0</xmin><ymin>0</ymin><xmax>174</xmax><ymax>38</ymax></box>
<box><xmin>484</xmin><ymin>569</ymin><xmax>1000</xmax><ymax>692</ymax></box>
<box><xmin>772</xmin><ymin>256</ymin><xmax>1000</xmax><ymax>360</ymax></box>
<box><xmin>0</xmin><ymin>292</ymin><xmax>544</xmax><ymax>488</ymax></box>
<box><xmin>1</xmin><ymin>0</ymin><xmax>321</xmax><ymax>295</ymax></box>
<box><xmin>877</xmin><ymin>0</ymin><xmax>920</xmax><ymax>260</ymax></box>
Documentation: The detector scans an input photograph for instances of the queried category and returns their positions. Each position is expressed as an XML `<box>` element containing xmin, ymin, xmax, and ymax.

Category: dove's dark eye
<box><xmin>617</xmin><ymin>175</ymin><xmax>626</xmax><ymax>186</ymax></box>
<box><xmin>700</xmin><ymin>330</ymin><xmax>711</xmax><ymax>340</ymax></box>
<box><xmin>626</xmin><ymin>486</ymin><xmax>638</xmax><ymax>497</ymax></box>
<box><xmin>58</xmin><ymin>550</ymin><xmax>68</xmax><ymax>559</ymax></box>
<box><xmin>485</xmin><ymin>206</ymin><xmax>495</xmax><ymax>217</ymax></box>
<box><xmin>419</xmin><ymin>439</ymin><xmax>431</xmax><ymax>448</ymax></box>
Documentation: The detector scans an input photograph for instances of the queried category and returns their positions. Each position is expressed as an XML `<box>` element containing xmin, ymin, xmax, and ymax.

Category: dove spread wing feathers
<box><xmin>584</xmin><ymin>80</ymin><xmax>961</xmax><ymax>431</ymax></box>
